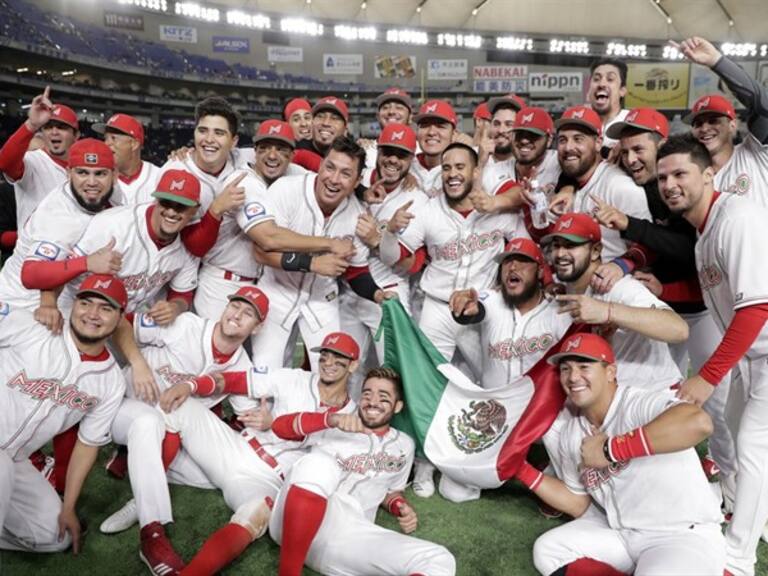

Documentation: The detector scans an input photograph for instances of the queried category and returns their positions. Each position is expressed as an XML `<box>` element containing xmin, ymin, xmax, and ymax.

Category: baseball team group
<box><xmin>1</xmin><ymin>34</ymin><xmax>767</xmax><ymax>576</ymax></box>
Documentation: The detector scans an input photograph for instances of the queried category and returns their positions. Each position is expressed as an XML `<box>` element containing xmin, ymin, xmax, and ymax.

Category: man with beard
<box><xmin>379</xmin><ymin>142</ymin><xmax>528</xmax><ymax>499</ymax></box>
<box><xmin>479</xmin><ymin>93</ymin><xmax>526</xmax><ymax>193</ymax></box>
<box><xmin>512</xmin><ymin>107</ymin><xmax>561</xmax><ymax>194</ymax></box>
<box><xmin>0</xmin><ymin>139</ymin><xmax>122</xmax><ymax>327</ymax></box>
<box><xmin>411</xmin><ymin>100</ymin><xmax>458</xmax><ymax>197</ymax></box>
<box><xmin>0</xmin><ymin>86</ymin><xmax>80</xmax><ymax>227</ymax></box>
<box><xmin>586</xmin><ymin>58</ymin><xmax>630</xmax><ymax>151</ymax></box>
<box><xmin>270</xmin><ymin>368</ymin><xmax>456</xmax><ymax>576</ymax></box>
<box><xmin>0</xmin><ymin>274</ymin><xmax>128</xmax><ymax>556</ymax></box>
<box><xmin>292</xmin><ymin>97</ymin><xmax>350</xmax><ymax>173</ymax></box>
<box><xmin>284</xmin><ymin>98</ymin><xmax>312</xmax><ymax>142</ymax></box>
<box><xmin>657</xmin><ymin>135</ymin><xmax>768</xmax><ymax>576</ymax></box>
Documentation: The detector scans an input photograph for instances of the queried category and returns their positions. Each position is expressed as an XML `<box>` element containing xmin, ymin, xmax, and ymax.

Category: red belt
<box><xmin>247</xmin><ymin>436</ymin><xmax>283</xmax><ymax>479</ymax></box>
<box><xmin>224</xmin><ymin>270</ymin><xmax>256</xmax><ymax>282</ymax></box>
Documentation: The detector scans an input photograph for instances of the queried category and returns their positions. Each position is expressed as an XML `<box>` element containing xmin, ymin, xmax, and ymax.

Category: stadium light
<box><xmin>549</xmin><ymin>39</ymin><xmax>590</xmax><ymax>55</ymax></box>
<box><xmin>721</xmin><ymin>42</ymin><xmax>757</xmax><ymax>58</ymax></box>
<box><xmin>226</xmin><ymin>10</ymin><xmax>270</xmax><ymax>29</ymax></box>
<box><xmin>386</xmin><ymin>29</ymin><xmax>429</xmax><ymax>45</ymax></box>
<box><xmin>281</xmin><ymin>18</ymin><xmax>324</xmax><ymax>36</ymax></box>
<box><xmin>662</xmin><ymin>44</ymin><xmax>685</xmax><ymax>60</ymax></box>
<box><xmin>118</xmin><ymin>0</ymin><xmax>168</xmax><ymax>10</ymax></box>
<box><xmin>175</xmin><ymin>2</ymin><xmax>220</xmax><ymax>22</ymax></box>
<box><xmin>496</xmin><ymin>36</ymin><xmax>533</xmax><ymax>51</ymax></box>
<box><xmin>605</xmin><ymin>42</ymin><xmax>647</xmax><ymax>58</ymax></box>
<box><xmin>437</xmin><ymin>33</ymin><xmax>482</xmax><ymax>49</ymax></box>
<box><xmin>761</xmin><ymin>44</ymin><xmax>768</xmax><ymax>58</ymax></box>
<box><xmin>335</xmin><ymin>25</ymin><xmax>377</xmax><ymax>41</ymax></box>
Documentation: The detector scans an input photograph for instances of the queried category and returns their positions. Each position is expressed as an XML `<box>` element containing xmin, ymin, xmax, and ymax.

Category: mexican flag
<box><xmin>378</xmin><ymin>299</ymin><xmax>575</xmax><ymax>489</ymax></box>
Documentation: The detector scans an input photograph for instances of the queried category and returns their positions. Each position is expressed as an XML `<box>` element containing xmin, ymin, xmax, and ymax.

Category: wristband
<box><xmin>193</xmin><ymin>374</ymin><xmax>217</xmax><ymax>397</ymax></box>
<box><xmin>388</xmin><ymin>496</ymin><xmax>408</xmax><ymax>517</ymax></box>
<box><xmin>611</xmin><ymin>258</ymin><xmax>632</xmax><ymax>276</ymax></box>
<box><xmin>608</xmin><ymin>426</ymin><xmax>654</xmax><ymax>462</ymax></box>
<box><xmin>281</xmin><ymin>252</ymin><xmax>313</xmax><ymax>272</ymax></box>
<box><xmin>603</xmin><ymin>438</ymin><xmax>615</xmax><ymax>463</ymax></box>
<box><xmin>515</xmin><ymin>461</ymin><xmax>544</xmax><ymax>491</ymax></box>
<box><xmin>296</xmin><ymin>411</ymin><xmax>331</xmax><ymax>436</ymax></box>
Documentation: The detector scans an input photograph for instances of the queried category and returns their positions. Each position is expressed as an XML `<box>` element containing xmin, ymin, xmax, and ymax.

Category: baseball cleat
<box><xmin>105</xmin><ymin>446</ymin><xmax>129</xmax><ymax>480</ymax></box>
<box><xmin>100</xmin><ymin>498</ymin><xmax>138</xmax><ymax>534</ymax></box>
<box><xmin>140</xmin><ymin>522</ymin><xmax>184</xmax><ymax>576</ymax></box>
<box><xmin>411</xmin><ymin>461</ymin><xmax>435</xmax><ymax>498</ymax></box>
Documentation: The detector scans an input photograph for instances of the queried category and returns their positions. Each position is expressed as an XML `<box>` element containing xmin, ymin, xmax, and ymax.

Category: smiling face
<box><xmin>491</xmin><ymin>108</ymin><xmax>516</xmax><ymax>155</ymax></box>
<box><xmin>219</xmin><ymin>299</ymin><xmax>261</xmax><ymax>340</ymax></box>
<box><xmin>314</xmin><ymin>149</ymin><xmax>361</xmax><ymax>213</ymax></box>
<box><xmin>550</xmin><ymin>238</ymin><xmax>599</xmax><ymax>282</ymax></box>
<box><xmin>254</xmin><ymin>140</ymin><xmax>293</xmax><ymax>184</ymax></box>
<box><xmin>151</xmin><ymin>199</ymin><xmax>198</xmax><ymax>241</ymax></box>
<box><xmin>288</xmin><ymin>109</ymin><xmax>312</xmax><ymax>141</ymax></box>
<box><xmin>376</xmin><ymin>146</ymin><xmax>413</xmax><ymax>186</ymax></box>
<box><xmin>69</xmin><ymin>166</ymin><xmax>114</xmax><ymax>212</ymax></box>
<box><xmin>557</xmin><ymin>128</ymin><xmax>602</xmax><ymax>180</ymax></box>
<box><xmin>513</xmin><ymin>130</ymin><xmax>549</xmax><ymax>167</ymax></box>
<box><xmin>70</xmin><ymin>295</ymin><xmax>122</xmax><ymax>345</ymax></box>
<box><xmin>313</xmin><ymin>111</ymin><xmax>347</xmax><ymax>149</ymax></box>
<box><xmin>194</xmin><ymin>115</ymin><xmax>238</xmax><ymax>171</ymax></box>
<box><xmin>619</xmin><ymin>131</ymin><xmax>660</xmax><ymax>186</ymax></box>
<box><xmin>657</xmin><ymin>152</ymin><xmax>713</xmax><ymax>217</ymax></box>
<box><xmin>417</xmin><ymin>118</ymin><xmax>454</xmax><ymax>157</ymax></box>
<box><xmin>378</xmin><ymin>101</ymin><xmax>411</xmax><ymax>127</ymax></box>
<box><xmin>588</xmin><ymin>64</ymin><xmax>626</xmax><ymax>117</ymax></box>
<box><xmin>318</xmin><ymin>350</ymin><xmax>357</xmax><ymax>386</ymax></box>
<box><xmin>441</xmin><ymin>146</ymin><xmax>474</xmax><ymax>203</ymax></box>
<box><xmin>41</xmin><ymin>121</ymin><xmax>78</xmax><ymax>158</ymax></box>
<box><xmin>358</xmin><ymin>376</ymin><xmax>402</xmax><ymax>430</ymax></box>
<box><xmin>559</xmin><ymin>359</ymin><xmax>616</xmax><ymax>409</ymax></box>
<box><xmin>691</xmin><ymin>113</ymin><xmax>736</xmax><ymax>157</ymax></box>
<box><xmin>499</xmin><ymin>255</ymin><xmax>541</xmax><ymax>307</ymax></box>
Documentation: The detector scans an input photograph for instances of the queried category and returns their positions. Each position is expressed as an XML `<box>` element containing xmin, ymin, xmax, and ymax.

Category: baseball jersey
<box><xmin>476</xmin><ymin>290</ymin><xmax>571</xmax><ymax>389</ymax></box>
<box><xmin>482</xmin><ymin>150</ymin><xmax>561</xmax><ymax>197</ymax></box>
<box><xmin>714</xmin><ymin>132</ymin><xmax>768</xmax><ymax>207</ymax></box>
<box><xmin>695</xmin><ymin>193</ymin><xmax>768</xmax><ymax>357</ymax></box>
<box><xmin>117</xmin><ymin>160</ymin><xmax>162</xmax><ymax>205</ymax></box>
<box><xmin>6</xmin><ymin>149</ymin><xmax>68</xmax><ymax>228</ymax></box>
<box><xmin>61</xmin><ymin>204</ymin><xmax>199</xmax><ymax>313</ymax></box>
<box><xmin>572</xmin><ymin>162</ymin><xmax>651</xmax><ymax>260</ymax></box>
<box><xmin>0</xmin><ymin>182</ymin><xmax>98</xmax><ymax>308</ymax></box>
<box><xmin>303</xmin><ymin>426</ymin><xmax>414</xmax><ymax>522</ymax></box>
<box><xmin>246</xmin><ymin>368</ymin><xmax>357</xmax><ymax>471</ymax></box>
<box><xmin>588</xmin><ymin>276</ymin><xmax>683</xmax><ymax>389</ymax></box>
<box><xmin>409</xmin><ymin>155</ymin><xmax>443</xmax><ymax>198</ymax></box>
<box><xmin>481</xmin><ymin>154</ymin><xmax>515</xmax><ymax>195</ymax></box>
<box><xmin>248</xmin><ymin>174</ymin><xmax>370</xmax><ymax>332</ymax></box>
<box><xmin>133</xmin><ymin>311</ymin><xmax>257</xmax><ymax>413</ymax></box>
<box><xmin>0</xmin><ymin>307</ymin><xmax>125</xmax><ymax>461</ymax></box>
<box><xmin>398</xmin><ymin>194</ymin><xmax>529</xmax><ymax>302</ymax></box>
<box><xmin>559</xmin><ymin>386</ymin><xmax>722</xmax><ymax>531</ymax></box>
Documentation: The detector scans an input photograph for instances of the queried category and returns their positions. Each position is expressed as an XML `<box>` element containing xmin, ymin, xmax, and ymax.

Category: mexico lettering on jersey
<box><xmin>8</xmin><ymin>370</ymin><xmax>100</xmax><ymax>411</ymax></box>
<box><xmin>7</xmin><ymin>149</ymin><xmax>68</xmax><ymax>228</ymax></box>
<box><xmin>714</xmin><ymin>132</ymin><xmax>768</xmax><ymax>208</ymax></box>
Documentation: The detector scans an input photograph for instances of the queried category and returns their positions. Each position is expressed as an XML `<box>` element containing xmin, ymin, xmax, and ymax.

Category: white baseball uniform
<box><xmin>409</xmin><ymin>155</ymin><xmax>443</xmax><ymax>198</ymax></box>
<box><xmin>269</xmin><ymin>425</ymin><xmax>456</xmax><ymax>576</ymax></box>
<box><xmin>59</xmin><ymin>203</ymin><xmax>199</xmax><ymax>314</ymax></box>
<box><xmin>695</xmin><ymin>192</ymin><xmax>768</xmax><ymax>576</ymax></box>
<box><xmin>534</xmin><ymin>386</ymin><xmax>724</xmax><ymax>576</ymax></box>
<box><xmin>481</xmin><ymin>154</ymin><xmax>515</xmax><ymax>196</ymax></box>
<box><xmin>571</xmin><ymin>162</ymin><xmax>651</xmax><ymax>260</ymax></box>
<box><xmin>5</xmin><ymin>149</ymin><xmax>68</xmax><ymax>228</ymax></box>
<box><xmin>247</xmin><ymin>174</ymin><xmax>370</xmax><ymax>370</ymax></box>
<box><xmin>0</xmin><ymin>182</ymin><xmax>99</xmax><ymax>309</ymax></box>
<box><xmin>713</xmin><ymin>132</ymin><xmax>768</xmax><ymax>206</ymax></box>
<box><xmin>117</xmin><ymin>160</ymin><xmax>161</xmax><ymax>205</ymax></box>
<box><xmin>0</xmin><ymin>307</ymin><xmax>125</xmax><ymax>552</ymax></box>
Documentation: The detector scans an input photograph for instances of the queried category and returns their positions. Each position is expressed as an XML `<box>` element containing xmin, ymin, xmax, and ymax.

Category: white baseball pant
<box><xmin>533</xmin><ymin>504</ymin><xmax>725</xmax><ymax>576</ymax></box>
<box><xmin>250</xmin><ymin>311</ymin><xmax>340</xmax><ymax>371</ymax></box>
<box><xmin>193</xmin><ymin>264</ymin><xmax>257</xmax><ymax>321</ymax></box>
<box><xmin>0</xmin><ymin>450</ymin><xmax>71</xmax><ymax>552</ymax></box>
<box><xmin>269</xmin><ymin>452</ymin><xmax>456</xmax><ymax>576</ymax></box>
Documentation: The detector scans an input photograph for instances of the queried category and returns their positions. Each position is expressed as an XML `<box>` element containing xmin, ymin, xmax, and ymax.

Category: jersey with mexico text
<box><xmin>0</xmin><ymin>308</ymin><xmax>125</xmax><ymax>461</ymax></box>
<box><xmin>6</xmin><ymin>149</ymin><xmax>68</xmax><ymax>228</ymax></box>
<box><xmin>714</xmin><ymin>132</ymin><xmax>768</xmax><ymax>208</ymax></box>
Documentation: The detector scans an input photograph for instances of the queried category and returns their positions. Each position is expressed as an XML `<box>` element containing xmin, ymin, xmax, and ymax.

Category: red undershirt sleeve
<box><xmin>292</xmin><ymin>149</ymin><xmax>322</xmax><ymax>173</ymax></box>
<box><xmin>167</xmin><ymin>289</ymin><xmax>194</xmax><ymax>307</ymax></box>
<box><xmin>271</xmin><ymin>412</ymin><xmax>330</xmax><ymax>441</ymax></box>
<box><xmin>180</xmin><ymin>210</ymin><xmax>222</xmax><ymax>258</ymax></box>
<box><xmin>660</xmin><ymin>277</ymin><xmax>703</xmax><ymax>304</ymax></box>
<box><xmin>21</xmin><ymin>256</ymin><xmax>88</xmax><ymax>289</ymax></box>
<box><xmin>0</xmin><ymin>123</ymin><xmax>35</xmax><ymax>181</ymax></box>
<box><xmin>407</xmin><ymin>246</ymin><xmax>427</xmax><ymax>274</ymax></box>
<box><xmin>0</xmin><ymin>231</ymin><xmax>18</xmax><ymax>249</ymax></box>
<box><xmin>699</xmin><ymin>303</ymin><xmax>768</xmax><ymax>385</ymax></box>
<box><xmin>222</xmin><ymin>371</ymin><xmax>248</xmax><ymax>395</ymax></box>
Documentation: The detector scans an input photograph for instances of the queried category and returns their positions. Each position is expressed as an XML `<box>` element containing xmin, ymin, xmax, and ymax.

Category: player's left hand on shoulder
<box><xmin>591</xmin><ymin>263</ymin><xmax>624</xmax><ymax>294</ymax></box>
<box><xmin>580</xmin><ymin>428</ymin><xmax>611</xmax><ymax>469</ymax></box>
<box><xmin>675</xmin><ymin>375</ymin><xmax>715</xmax><ymax>407</ymax></box>
<box><xmin>397</xmin><ymin>502</ymin><xmax>418</xmax><ymax>534</ymax></box>
<box><xmin>57</xmin><ymin>507</ymin><xmax>82</xmax><ymax>554</ymax></box>
<box><xmin>34</xmin><ymin>304</ymin><xmax>63</xmax><ymax>335</ymax></box>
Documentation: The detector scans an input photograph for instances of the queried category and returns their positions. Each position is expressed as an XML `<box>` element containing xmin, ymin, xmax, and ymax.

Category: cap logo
<box><xmin>326</xmin><ymin>98</ymin><xmax>337</xmax><ymax>105</ymax></box>
<box><xmin>558</xmin><ymin>217</ymin><xmax>573</xmax><ymax>230</ymax></box>
<box><xmin>326</xmin><ymin>335</ymin><xmax>340</xmax><ymax>345</ymax></box>
<box><xmin>246</xmin><ymin>290</ymin><xmax>259</xmax><ymax>300</ymax></box>
<box><xmin>521</xmin><ymin>112</ymin><xmax>534</xmax><ymax>124</ymax></box>
<box><xmin>627</xmin><ymin>111</ymin><xmax>638</xmax><ymax>122</ymax></box>
<box><xmin>108</xmin><ymin>114</ymin><xmax>119</xmax><ymax>124</ymax></box>
<box><xmin>268</xmin><ymin>124</ymin><xmax>282</xmax><ymax>135</ymax></box>
<box><xmin>425</xmin><ymin>103</ymin><xmax>438</xmax><ymax>113</ymax></box>
<box><xmin>169</xmin><ymin>179</ymin><xmax>185</xmax><ymax>191</ymax></box>
<box><xmin>571</xmin><ymin>109</ymin><xmax>585</xmax><ymax>119</ymax></box>
<box><xmin>391</xmin><ymin>130</ymin><xmax>404</xmax><ymax>141</ymax></box>
<box><xmin>697</xmin><ymin>97</ymin><xmax>710</xmax><ymax>111</ymax></box>
<box><xmin>85</xmin><ymin>153</ymin><xmax>98</xmax><ymax>165</ymax></box>
<box><xmin>564</xmin><ymin>336</ymin><xmax>582</xmax><ymax>352</ymax></box>
<box><xmin>510</xmin><ymin>241</ymin><xmax>522</xmax><ymax>250</ymax></box>
<box><xmin>52</xmin><ymin>106</ymin><xmax>61</xmax><ymax>116</ymax></box>
<box><xmin>94</xmin><ymin>279</ymin><xmax>112</xmax><ymax>290</ymax></box>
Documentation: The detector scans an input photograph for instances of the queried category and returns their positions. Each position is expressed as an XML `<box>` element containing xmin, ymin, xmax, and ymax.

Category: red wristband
<box><xmin>388</xmin><ymin>496</ymin><xmax>408</xmax><ymax>517</ymax></box>
<box><xmin>297</xmin><ymin>412</ymin><xmax>330</xmax><ymax>436</ymax></box>
<box><xmin>193</xmin><ymin>374</ymin><xmax>217</xmax><ymax>397</ymax></box>
<box><xmin>608</xmin><ymin>426</ymin><xmax>654</xmax><ymax>462</ymax></box>
<box><xmin>515</xmin><ymin>461</ymin><xmax>543</xmax><ymax>491</ymax></box>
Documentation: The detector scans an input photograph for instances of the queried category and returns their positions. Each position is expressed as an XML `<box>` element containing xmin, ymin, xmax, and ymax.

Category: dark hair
<box><xmin>365</xmin><ymin>367</ymin><xmax>404</xmax><ymax>402</ymax></box>
<box><xmin>324</xmin><ymin>135</ymin><xmax>367</xmax><ymax>177</ymax></box>
<box><xmin>194</xmin><ymin>96</ymin><xmax>240</xmax><ymax>136</ymax></box>
<box><xmin>619</xmin><ymin>126</ymin><xmax>663</xmax><ymax>144</ymax></box>
<box><xmin>589</xmin><ymin>58</ymin><xmax>628</xmax><ymax>87</ymax></box>
<box><xmin>442</xmin><ymin>142</ymin><xmax>478</xmax><ymax>166</ymax></box>
<box><xmin>657</xmin><ymin>133</ymin><xmax>712</xmax><ymax>171</ymax></box>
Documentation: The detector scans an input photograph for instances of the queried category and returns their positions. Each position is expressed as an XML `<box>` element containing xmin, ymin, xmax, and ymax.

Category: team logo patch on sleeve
<box><xmin>244</xmin><ymin>202</ymin><xmax>266</xmax><ymax>220</ymax></box>
<box><xmin>34</xmin><ymin>242</ymin><xmax>61</xmax><ymax>261</ymax></box>
<box><xmin>0</xmin><ymin>302</ymin><xmax>9</xmax><ymax>316</ymax></box>
<box><xmin>478</xmin><ymin>290</ymin><xmax>489</xmax><ymax>301</ymax></box>
<box><xmin>252</xmin><ymin>365</ymin><xmax>269</xmax><ymax>375</ymax></box>
<box><xmin>139</xmin><ymin>314</ymin><xmax>157</xmax><ymax>327</ymax></box>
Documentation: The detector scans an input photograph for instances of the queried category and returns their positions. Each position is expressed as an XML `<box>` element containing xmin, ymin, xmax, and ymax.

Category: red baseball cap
<box><xmin>76</xmin><ymin>274</ymin><xmax>128</xmax><ymax>310</ymax></box>
<box><xmin>605</xmin><ymin>108</ymin><xmax>669</xmax><ymax>140</ymax></box>
<box><xmin>514</xmin><ymin>107</ymin><xmax>554</xmax><ymax>137</ymax></box>
<box><xmin>253</xmin><ymin>119</ymin><xmax>296</xmax><ymax>149</ymax></box>
<box><xmin>487</xmin><ymin>93</ymin><xmax>526</xmax><ymax>115</ymax></box>
<box><xmin>494</xmin><ymin>237</ymin><xmax>545</xmax><ymax>265</ymax></box>
<box><xmin>92</xmin><ymin>113</ymin><xmax>145</xmax><ymax>144</ymax></box>
<box><xmin>48</xmin><ymin>104</ymin><xmax>79</xmax><ymax>130</ymax></box>
<box><xmin>548</xmin><ymin>333</ymin><xmax>615</xmax><ymax>366</ymax></box>
<box><xmin>152</xmin><ymin>169</ymin><xmax>201</xmax><ymax>207</ymax></box>
<box><xmin>312</xmin><ymin>96</ymin><xmax>349</xmax><ymax>123</ymax></box>
<box><xmin>555</xmin><ymin>106</ymin><xmax>602</xmax><ymax>136</ymax></box>
<box><xmin>68</xmin><ymin>138</ymin><xmax>115</xmax><ymax>170</ymax></box>
<box><xmin>414</xmin><ymin>100</ymin><xmax>458</xmax><ymax>127</ymax></box>
<box><xmin>375</xmin><ymin>88</ymin><xmax>413</xmax><ymax>111</ymax></box>
<box><xmin>473</xmin><ymin>102</ymin><xmax>492</xmax><ymax>121</ymax></box>
<box><xmin>228</xmin><ymin>286</ymin><xmax>269</xmax><ymax>321</ymax></box>
<box><xmin>378</xmin><ymin>123</ymin><xmax>417</xmax><ymax>154</ymax></box>
<box><xmin>284</xmin><ymin>98</ymin><xmax>312</xmax><ymax>121</ymax></box>
<box><xmin>542</xmin><ymin>213</ymin><xmax>602</xmax><ymax>245</ymax></box>
<box><xmin>683</xmin><ymin>94</ymin><xmax>736</xmax><ymax>124</ymax></box>
<box><xmin>311</xmin><ymin>331</ymin><xmax>360</xmax><ymax>361</ymax></box>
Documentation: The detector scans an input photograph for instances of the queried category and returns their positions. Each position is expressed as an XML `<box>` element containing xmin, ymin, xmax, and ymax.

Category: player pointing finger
<box><xmin>386</xmin><ymin>199</ymin><xmax>414</xmax><ymax>233</ymax></box>
<box><xmin>209</xmin><ymin>171</ymin><xmax>247</xmax><ymax>218</ymax></box>
<box><xmin>556</xmin><ymin>293</ymin><xmax>611</xmax><ymax>324</ymax></box>
<box><xmin>590</xmin><ymin>193</ymin><xmax>629</xmax><ymax>231</ymax></box>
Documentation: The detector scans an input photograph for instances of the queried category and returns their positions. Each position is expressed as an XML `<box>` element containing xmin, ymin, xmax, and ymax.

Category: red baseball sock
<box><xmin>161</xmin><ymin>432</ymin><xmax>181</xmax><ymax>471</ymax></box>
<box><xmin>278</xmin><ymin>486</ymin><xmax>327</xmax><ymax>576</ymax></box>
<box><xmin>53</xmin><ymin>425</ymin><xmax>79</xmax><ymax>494</ymax></box>
<box><xmin>181</xmin><ymin>522</ymin><xmax>252</xmax><ymax>576</ymax></box>
<box><xmin>565</xmin><ymin>558</ymin><xmax>628</xmax><ymax>575</ymax></box>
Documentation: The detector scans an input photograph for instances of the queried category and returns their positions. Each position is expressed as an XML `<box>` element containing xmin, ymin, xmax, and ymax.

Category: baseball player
<box><xmin>411</xmin><ymin>100</ymin><xmax>458</xmax><ymax>198</ymax></box>
<box><xmin>269</xmin><ymin>368</ymin><xmax>456</xmax><ymax>576</ymax></box>
<box><xmin>511</xmin><ymin>107</ymin><xmax>561</xmax><ymax>194</ymax></box>
<box><xmin>479</xmin><ymin>92</ymin><xmax>525</xmax><ymax>194</ymax></box>
<box><xmin>672</xmin><ymin>37</ymin><xmax>768</xmax><ymax>206</ymax></box>
<box><xmin>0</xmin><ymin>86</ymin><xmax>79</xmax><ymax>227</ymax></box>
<box><xmin>292</xmin><ymin>97</ymin><xmax>350</xmax><ymax>173</ymax></box>
<box><xmin>586</xmin><ymin>58</ymin><xmax>630</xmax><ymax>150</ymax></box>
<box><xmin>516</xmin><ymin>333</ymin><xmax>724</xmax><ymax>576</ymax></box>
<box><xmin>284</xmin><ymin>98</ymin><xmax>313</xmax><ymax>142</ymax></box>
<box><xmin>0</xmin><ymin>274</ymin><xmax>128</xmax><ymax>555</ymax></box>
<box><xmin>98</xmin><ymin>287</ymin><xmax>266</xmax><ymax>575</ymax></box>
<box><xmin>248</xmin><ymin>136</ymin><xmax>395</xmax><ymax>371</ymax></box>
<box><xmin>360</xmin><ymin>88</ymin><xmax>415</xmax><ymax>170</ymax></box>
<box><xmin>471</xmin><ymin>101</ymin><xmax>492</xmax><ymax>148</ymax></box>
<box><xmin>153</xmin><ymin>332</ymin><xmax>361</xmax><ymax>575</ymax></box>
<box><xmin>93</xmin><ymin>113</ymin><xmax>161</xmax><ymax>205</ymax></box>
<box><xmin>658</xmin><ymin>134</ymin><xmax>768</xmax><ymax>576</ymax></box>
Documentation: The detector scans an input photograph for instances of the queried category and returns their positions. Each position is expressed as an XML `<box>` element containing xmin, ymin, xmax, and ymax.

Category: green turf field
<box><xmin>3</xmin><ymin>447</ymin><xmax>768</xmax><ymax>576</ymax></box>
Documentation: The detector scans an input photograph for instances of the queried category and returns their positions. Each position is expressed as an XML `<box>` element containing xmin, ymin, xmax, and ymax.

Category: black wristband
<box><xmin>348</xmin><ymin>272</ymin><xmax>380</xmax><ymax>302</ymax></box>
<box><xmin>602</xmin><ymin>437</ymin><xmax>615</xmax><ymax>464</ymax></box>
<box><xmin>281</xmin><ymin>252</ymin><xmax>313</xmax><ymax>272</ymax></box>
